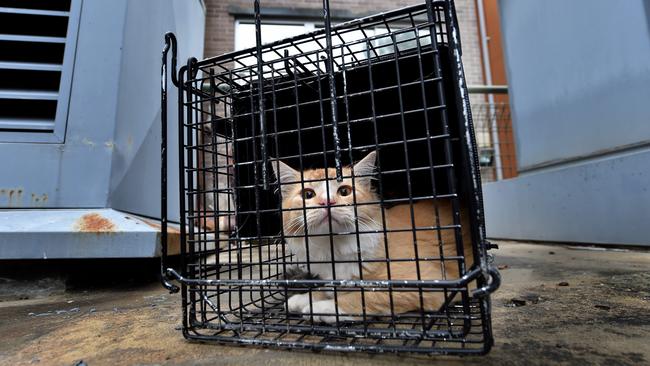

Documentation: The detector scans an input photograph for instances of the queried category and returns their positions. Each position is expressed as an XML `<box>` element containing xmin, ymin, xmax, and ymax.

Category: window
<box><xmin>234</xmin><ymin>18</ymin><xmax>436</xmax><ymax>69</ymax></box>
<box><xmin>235</xmin><ymin>20</ymin><xmax>318</xmax><ymax>51</ymax></box>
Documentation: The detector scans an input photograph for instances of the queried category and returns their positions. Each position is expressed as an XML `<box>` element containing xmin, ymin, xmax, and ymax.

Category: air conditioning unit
<box><xmin>0</xmin><ymin>0</ymin><xmax>205</xmax><ymax>259</ymax></box>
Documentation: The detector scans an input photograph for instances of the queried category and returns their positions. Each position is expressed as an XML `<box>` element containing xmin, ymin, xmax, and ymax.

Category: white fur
<box><xmin>277</xmin><ymin>151</ymin><xmax>380</xmax><ymax>321</ymax></box>
<box><xmin>305</xmin><ymin>299</ymin><xmax>356</xmax><ymax>323</ymax></box>
<box><xmin>287</xmin><ymin>231</ymin><xmax>380</xmax><ymax>281</ymax></box>
<box><xmin>287</xmin><ymin>293</ymin><xmax>311</xmax><ymax>312</ymax></box>
<box><xmin>283</xmin><ymin>169</ymin><xmax>382</xmax><ymax>280</ymax></box>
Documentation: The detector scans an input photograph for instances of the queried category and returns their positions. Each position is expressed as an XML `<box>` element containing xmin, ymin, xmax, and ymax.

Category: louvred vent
<box><xmin>0</xmin><ymin>0</ymin><xmax>73</xmax><ymax>133</ymax></box>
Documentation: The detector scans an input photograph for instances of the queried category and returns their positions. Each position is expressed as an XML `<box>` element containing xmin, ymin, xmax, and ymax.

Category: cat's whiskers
<box><xmin>305</xmin><ymin>210</ymin><xmax>329</xmax><ymax>230</ymax></box>
<box><xmin>357</xmin><ymin>215</ymin><xmax>380</xmax><ymax>229</ymax></box>
<box><xmin>283</xmin><ymin>215</ymin><xmax>305</xmax><ymax>235</ymax></box>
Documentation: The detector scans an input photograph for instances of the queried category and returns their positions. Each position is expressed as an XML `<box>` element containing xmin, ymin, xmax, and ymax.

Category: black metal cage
<box><xmin>161</xmin><ymin>0</ymin><xmax>500</xmax><ymax>355</ymax></box>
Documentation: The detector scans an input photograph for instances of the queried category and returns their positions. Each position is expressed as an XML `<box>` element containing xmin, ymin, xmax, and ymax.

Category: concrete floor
<box><xmin>0</xmin><ymin>241</ymin><xmax>649</xmax><ymax>366</ymax></box>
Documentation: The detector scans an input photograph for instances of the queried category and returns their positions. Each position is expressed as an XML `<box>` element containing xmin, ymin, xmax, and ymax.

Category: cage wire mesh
<box><xmin>469</xmin><ymin>96</ymin><xmax>516</xmax><ymax>182</ymax></box>
<box><xmin>161</xmin><ymin>0</ymin><xmax>500</xmax><ymax>355</ymax></box>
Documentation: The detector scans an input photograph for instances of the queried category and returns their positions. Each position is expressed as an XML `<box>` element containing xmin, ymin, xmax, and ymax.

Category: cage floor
<box><xmin>181</xmin><ymin>244</ymin><xmax>489</xmax><ymax>354</ymax></box>
<box><xmin>185</xmin><ymin>297</ymin><xmax>488</xmax><ymax>354</ymax></box>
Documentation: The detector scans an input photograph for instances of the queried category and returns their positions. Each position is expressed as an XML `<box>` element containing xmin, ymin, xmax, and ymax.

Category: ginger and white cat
<box><xmin>272</xmin><ymin>151</ymin><xmax>473</xmax><ymax>323</ymax></box>
<box><xmin>198</xmin><ymin>128</ymin><xmax>236</xmax><ymax>244</ymax></box>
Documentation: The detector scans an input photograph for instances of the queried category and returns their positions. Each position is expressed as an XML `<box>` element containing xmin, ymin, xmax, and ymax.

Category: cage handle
<box><xmin>283</xmin><ymin>50</ymin><xmax>318</xmax><ymax>93</ymax></box>
<box><xmin>163</xmin><ymin>33</ymin><xmax>179</xmax><ymax>87</ymax></box>
<box><xmin>160</xmin><ymin>32</ymin><xmax>180</xmax><ymax>294</ymax></box>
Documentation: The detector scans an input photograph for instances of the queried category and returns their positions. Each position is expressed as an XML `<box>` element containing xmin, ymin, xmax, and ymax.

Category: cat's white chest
<box><xmin>286</xmin><ymin>233</ymin><xmax>379</xmax><ymax>280</ymax></box>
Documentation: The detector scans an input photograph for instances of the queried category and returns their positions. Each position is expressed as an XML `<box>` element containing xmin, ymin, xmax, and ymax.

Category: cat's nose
<box><xmin>318</xmin><ymin>198</ymin><xmax>336</xmax><ymax>206</ymax></box>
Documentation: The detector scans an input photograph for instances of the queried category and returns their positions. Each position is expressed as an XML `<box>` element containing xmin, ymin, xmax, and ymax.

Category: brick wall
<box><xmin>203</xmin><ymin>0</ymin><xmax>485</xmax><ymax>86</ymax></box>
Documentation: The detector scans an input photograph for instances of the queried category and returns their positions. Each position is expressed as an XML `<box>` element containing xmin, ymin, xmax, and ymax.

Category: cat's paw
<box><xmin>303</xmin><ymin>299</ymin><xmax>355</xmax><ymax>323</ymax></box>
<box><xmin>287</xmin><ymin>293</ymin><xmax>311</xmax><ymax>312</ymax></box>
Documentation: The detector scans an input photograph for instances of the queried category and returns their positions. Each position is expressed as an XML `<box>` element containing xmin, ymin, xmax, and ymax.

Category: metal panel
<box><xmin>0</xmin><ymin>61</ymin><xmax>63</xmax><ymax>71</ymax></box>
<box><xmin>0</xmin><ymin>0</ymin><xmax>126</xmax><ymax>207</ymax></box>
<box><xmin>0</xmin><ymin>90</ymin><xmax>58</xmax><ymax>100</ymax></box>
<box><xmin>499</xmin><ymin>0</ymin><xmax>650</xmax><ymax>171</ymax></box>
<box><xmin>488</xmin><ymin>0</ymin><xmax>650</xmax><ymax>245</ymax></box>
<box><xmin>483</xmin><ymin>148</ymin><xmax>650</xmax><ymax>246</ymax></box>
<box><xmin>0</xmin><ymin>209</ymin><xmax>181</xmax><ymax>259</ymax></box>
<box><xmin>0</xmin><ymin>0</ymin><xmax>205</xmax><ymax>258</ymax></box>
<box><xmin>0</xmin><ymin>34</ymin><xmax>66</xmax><ymax>43</ymax></box>
<box><xmin>0</xmin><ymin>119</ymin><xmax>54</xmax><ymax>130</ymax></box>
<box><xmin>109</xmin><ymin>0</ymin><xmax>205</xmax><ymax>222</ymax></box>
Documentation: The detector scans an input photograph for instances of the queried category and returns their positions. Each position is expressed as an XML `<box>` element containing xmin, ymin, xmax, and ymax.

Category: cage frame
<box><xmin>161</xmin><ymin>0</ymin><xmax>500</xmax><ymax>355</ymax></box>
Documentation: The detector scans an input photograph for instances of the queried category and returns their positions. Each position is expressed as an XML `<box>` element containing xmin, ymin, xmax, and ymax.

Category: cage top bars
<box><xmin>250</xmin><ymin>0</ymin><xmax>347</xmax><ymax>188</ymax></box>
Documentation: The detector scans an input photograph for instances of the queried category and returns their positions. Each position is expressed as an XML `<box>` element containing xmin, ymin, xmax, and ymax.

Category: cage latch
<box><xmin>283</xmin><ymin>50</ymin><xmax>318</xmax><ymax>92</ymax></box>
<box><xmin>485</xmin><ymin>240</ymin><xmax>499</xmax><ymax>250</ymax></box>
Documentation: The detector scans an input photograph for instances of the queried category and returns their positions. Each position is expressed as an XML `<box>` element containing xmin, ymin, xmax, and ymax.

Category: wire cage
<box><xmin>161</xmin><ymin>0</ymin><xmax>500</xmax><ymax>355</ymax></box>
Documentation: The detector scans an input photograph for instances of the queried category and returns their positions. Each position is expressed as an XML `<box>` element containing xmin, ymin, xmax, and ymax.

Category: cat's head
<box><xmin>271</xmin><ymin>151</ymin><xmax>380</xmax><ymax>235</ymax></box>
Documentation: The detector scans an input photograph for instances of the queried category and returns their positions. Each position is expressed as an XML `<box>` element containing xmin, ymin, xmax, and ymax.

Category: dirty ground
<box><xmin>0</xmin><ymin>242</ymin><xmax>649</xmax><ymax>366</ymax></box>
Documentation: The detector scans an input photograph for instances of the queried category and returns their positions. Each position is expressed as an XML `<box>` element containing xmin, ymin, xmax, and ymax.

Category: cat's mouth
<box><xmin>311</xmin><ymin>208</ymin><xmax>340</xmax><ymax>227</ymax></box>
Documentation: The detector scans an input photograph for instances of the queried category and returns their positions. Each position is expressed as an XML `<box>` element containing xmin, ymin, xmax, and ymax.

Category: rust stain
<box><xmin>125</xmin><ymin>135</ymin><xmax>134</xmax><ymax>152</ymax></box>
<box><xmin>141</xmin><ymin>219</ymin><xmax>182</xmax><ymax>255</ymax></box>
<box><xmin>74</xmin><ymin>213</ymin><xmax>117</xmax><ymax>233</ymax></box>
<box><xmin>2</xmin><ymin>188</ymin><xmax>24</xmax><ymax>207</ymax></box>
<box><xmin>81</xmin><ymin>137</ymin><xmax>96</xmax><ymax>147</ymax></box>
<box><xmin>161</xmin><ymin>232</ymin><xmax>181</xmax><ymax>255</ymax></box>
<box><xmin>30</xmin><ymin>193</ymin><xmax>49</xmax><ymax>206</ymax></box>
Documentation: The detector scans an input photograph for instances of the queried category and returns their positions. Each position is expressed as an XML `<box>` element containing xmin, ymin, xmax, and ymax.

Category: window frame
<box><xmin>234</xmin><ymin>19</ymin><xmax>319</xmax><ymax>52</ymax></box>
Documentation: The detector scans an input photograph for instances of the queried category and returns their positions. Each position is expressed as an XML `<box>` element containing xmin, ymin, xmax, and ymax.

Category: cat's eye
<box><xmin>301</xmin><ymin>188</ymin><xmax>316</xmax><ymax>199</ymax></box>
<box><xmin>337</xmin><ymin>185</ymin><xmax>352</xmax><ymax>197</ymax></box>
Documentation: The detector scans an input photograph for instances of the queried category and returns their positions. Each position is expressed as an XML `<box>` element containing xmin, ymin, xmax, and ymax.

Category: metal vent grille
<box><xmin>0</xmin><ymin>0</ymin><xmax>79</xmax><ymax>141</ymax></box>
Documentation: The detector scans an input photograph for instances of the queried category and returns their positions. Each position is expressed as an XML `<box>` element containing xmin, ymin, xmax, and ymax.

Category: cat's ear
<box><xmin>352</xmin><ymin>151</ymin><xmax>377</xmax><ymax>184</ymax></box>
<box><xmin>271</xmin><ymin>159</ymin><xmax>298</xmax><ymax>195</ymax></box>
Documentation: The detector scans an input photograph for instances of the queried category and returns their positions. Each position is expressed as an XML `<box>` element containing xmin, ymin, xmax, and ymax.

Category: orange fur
<box><xmin>336</xmin><ymin>199</ymin><xmax>473</xmax><ymax>316</ymax></box>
